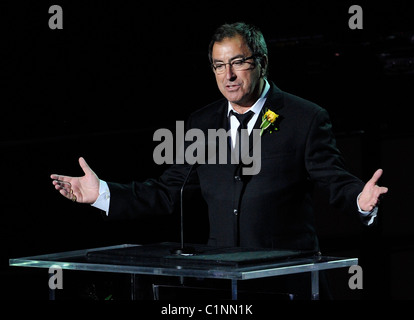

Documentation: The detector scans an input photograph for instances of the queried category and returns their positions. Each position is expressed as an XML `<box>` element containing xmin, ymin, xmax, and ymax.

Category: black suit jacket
<box><xmin>106</xmin><ymin>82</ymin><xmax>365</xmax><ymax>251</ymax></box>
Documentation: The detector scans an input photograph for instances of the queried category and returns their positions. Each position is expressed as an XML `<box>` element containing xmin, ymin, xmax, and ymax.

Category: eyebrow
<box><xmin>213</xmin><ymin>54</ymin><xmax>245</xmax><ymax>64</ymax></box>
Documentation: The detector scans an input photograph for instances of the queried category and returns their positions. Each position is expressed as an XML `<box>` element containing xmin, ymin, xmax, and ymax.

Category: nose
<box><xmin>225</xmin><ymin>64</ymin><xmax>237</xmax><ymax>81</ymax></box>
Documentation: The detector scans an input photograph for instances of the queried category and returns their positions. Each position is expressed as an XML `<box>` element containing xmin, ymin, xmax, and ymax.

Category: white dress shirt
<box><xmin>227</xmin><ymin>80</ymin><xmax>270</xmax><ymax>148</ymax></box>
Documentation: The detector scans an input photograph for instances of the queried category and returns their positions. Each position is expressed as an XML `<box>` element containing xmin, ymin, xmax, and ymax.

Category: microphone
<box><xmin>171</xmin><ymin>163</ymin><xmax>198</xmax><ymax>255</ymax></box>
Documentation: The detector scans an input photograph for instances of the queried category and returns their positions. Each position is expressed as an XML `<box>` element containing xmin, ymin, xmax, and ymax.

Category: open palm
<box><xmin>51</xmin><ymin>157</ymin><xmax>100</xmax><ymax>204</ymax></box>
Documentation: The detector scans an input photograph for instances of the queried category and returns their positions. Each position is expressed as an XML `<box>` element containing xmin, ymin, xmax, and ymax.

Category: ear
<box><xmin>260</xmin><ymin>54</ymin><xmax>268</xmax><ymax>77</ymax></box>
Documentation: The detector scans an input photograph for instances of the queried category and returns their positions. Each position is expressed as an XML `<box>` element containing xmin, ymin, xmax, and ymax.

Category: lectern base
<box><xmin>170</xmin><ymin>246</ymin><xmax>196</xmax><ymax>256</ymax></box>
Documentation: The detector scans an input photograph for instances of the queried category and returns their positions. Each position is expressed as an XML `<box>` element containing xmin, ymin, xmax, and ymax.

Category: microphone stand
<box><xmin>171</xmin><ymin>164</ymin><xmax>197</xmax><ymax>255</ymax></box>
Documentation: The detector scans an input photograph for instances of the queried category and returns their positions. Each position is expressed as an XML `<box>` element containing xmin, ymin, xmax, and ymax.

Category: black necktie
<box><xmin>230</xmin><ymin>110</ymin><xmax>254</xmax><ymax>133</ymax></box>
<box><xmin>230</xmin><ymin>110</ymin><xmax>254</xmax><ymax>162</ymax></box>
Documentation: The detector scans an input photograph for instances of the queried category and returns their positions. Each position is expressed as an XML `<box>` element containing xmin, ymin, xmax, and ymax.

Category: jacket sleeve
<box><xmin>104</xmin><ymin>163</ymin><xmax>193</xmax><ymax>221</ymax></box>
<box><xmin>103</xmin><ymin>114</ymin><xmax>202</xmax><ymax>221</ymax></box>
<box><xmin>304</xmin><ymin>108</ymin><xmax>364</xmax><ymax>214</ymax></box>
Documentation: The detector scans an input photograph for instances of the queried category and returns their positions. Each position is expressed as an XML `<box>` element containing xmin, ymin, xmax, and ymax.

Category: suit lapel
<box><xmin>207</xmin><ymin>100</ymin><xmax>233</xmax><ymax>164</ymax></box>
<box><xmin>263</xmin><ymin>81</ymin><xmax>284</xmax><ymax>115</ymax></box>
<box><xmin>248</xmin><ymin>82</ymin><xmax>284</xmax><ymax>153</ymax></box>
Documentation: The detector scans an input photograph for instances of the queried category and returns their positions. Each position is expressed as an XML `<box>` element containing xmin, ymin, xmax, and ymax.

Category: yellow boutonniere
<box><xmin>260</xmin><ymin>108</ymin><xmax>279</xmax><ymax>136</ymax></box>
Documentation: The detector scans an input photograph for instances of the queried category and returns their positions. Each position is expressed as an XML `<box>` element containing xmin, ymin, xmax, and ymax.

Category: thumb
<box><xmin>78</xmin><ymin>157</ymin><xmax>93</xmax><ymax>175</ymax></box>
<box><xmin>369</xmin><ymin>168</ymin><xmax>383</xmax><ymax>185</ymax></box>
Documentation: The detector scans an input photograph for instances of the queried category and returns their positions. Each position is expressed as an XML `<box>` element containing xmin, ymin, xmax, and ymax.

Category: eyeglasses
<box><xmin>212</xmin><ymin>55</ymin><xmax>257</xmax><ymax>74</ymax></box>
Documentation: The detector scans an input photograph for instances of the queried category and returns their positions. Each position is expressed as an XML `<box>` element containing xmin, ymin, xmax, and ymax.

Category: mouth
<box><xmin>225</xmin><ymin>84</ymin><xmax>240</xmax><ymax>92</ymax></box>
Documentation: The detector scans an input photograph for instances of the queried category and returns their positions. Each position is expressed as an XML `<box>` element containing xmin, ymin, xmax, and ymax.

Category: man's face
<box><xmin>212</xmin><ymin>34</ymin><xmax>263</xmax><ymax>110</ymax></box>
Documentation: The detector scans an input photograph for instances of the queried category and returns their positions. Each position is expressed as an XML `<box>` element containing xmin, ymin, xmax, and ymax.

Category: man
<box><xmin>51</xmin><ymin>22</ymin><xmax>387</xmax><ymax>296</ymax></box>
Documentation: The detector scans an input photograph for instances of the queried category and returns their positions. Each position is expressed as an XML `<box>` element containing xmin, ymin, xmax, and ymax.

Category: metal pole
<box><xmin>231</xmin><ymin>279</ymin><xmax>238</xmax><ymax>300</ymax></box>
<box><xmin>311</xmin><ymin>271</ymin><xmax>319</xmax><ymax>300</ymax></box>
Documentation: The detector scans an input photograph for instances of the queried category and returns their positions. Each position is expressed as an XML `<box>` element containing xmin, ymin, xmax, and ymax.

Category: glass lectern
<box><xmin>9</xmin><ymin>242</ymin><xmax>358</xmax><ymax>300</ymax></box>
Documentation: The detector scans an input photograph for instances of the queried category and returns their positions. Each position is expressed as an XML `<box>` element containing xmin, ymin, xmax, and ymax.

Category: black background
<box><xmin>1</xmin><ymin>0</ymin><xmax>414</xmax><ymax>301</ymax></box>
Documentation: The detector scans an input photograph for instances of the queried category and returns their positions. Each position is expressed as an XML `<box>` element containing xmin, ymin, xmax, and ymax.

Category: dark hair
<box><xmin>208</xmin><ymin>22</ymin><xmax>268</xmax><ymax>77</ymax></box>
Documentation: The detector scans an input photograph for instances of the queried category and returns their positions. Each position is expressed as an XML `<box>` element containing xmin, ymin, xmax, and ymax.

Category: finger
<box><xmin>57</xmin><ymin>185</ymin><xmax>71</xmax><ymax>197</ymax></box>
<box><xmin>371</xmin><ymin>186</ymin><xmax>388</xmax><ymax>207</ymax></box>
<box><xmin>79</xmin><ymin>157</ymin><xmax>93</xmax><ymax>175</ymax></box>
<box><xmin>56</xmin><ymin>183</ymin><xmax>77</xmax><ymax>201</ymax></box>
<box><xmin>52</xmin><ymin>179</ymin><xmax>71</xmax><ymax>192</ymax></box>
<box><xmin>50</xmin><ymin>174</ymin><xmax>73</xmax><ymax>182</ymax></box>
<box><xmin>378</xmin><ymin>186</ymin><xmax>388</xmax><ymax>195</ymax></box>
<box><xmin>54</xmin><ymin>181</ymin><xmax>71</xmax><ymax>194</ymax></box>
<box><xmin>60</xmin><ymin>189</ymin><xmax>75</xmax><ymax>201</ymax></box>
<box><xmin>52</xmin><ymin>179</ymin><xmax>71</xmax><ymax>187</ymax></box>
<box><xmin>369</xmin><ymin>204</ymin><xmax>376</xmax><ymax>211</ymax></box>
<box><xmin>54</xmin><ymin>183</ymin><xmax>71</xmax><ymax>194</ymax></box>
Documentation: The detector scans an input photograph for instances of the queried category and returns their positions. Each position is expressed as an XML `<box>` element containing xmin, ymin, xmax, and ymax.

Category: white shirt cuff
<box><xmin>91</xmin><ymin>180</ymin><xmax>110</xmax><ymax>215</ymax></box>
<box><xmin>357</xmin><ymin>192</ymin><xmax>377</xmax><ymax>225</ymax></box>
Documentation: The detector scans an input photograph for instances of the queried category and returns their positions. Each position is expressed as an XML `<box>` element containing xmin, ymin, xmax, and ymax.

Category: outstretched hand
<box><xmin>358</xmin><ymin>169</ymin><xmax>388</xmax><ymax>212</ymax></box>
<box><xmin>51</xmin><ymin>157</ymin><xmax>100</xmax><ymax>204</ymax></box>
